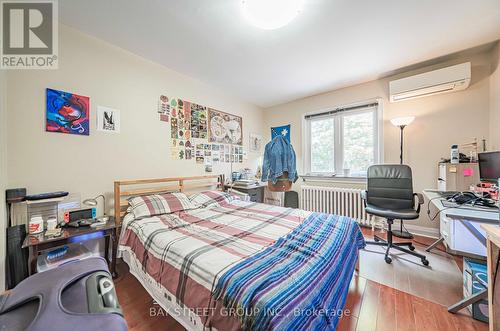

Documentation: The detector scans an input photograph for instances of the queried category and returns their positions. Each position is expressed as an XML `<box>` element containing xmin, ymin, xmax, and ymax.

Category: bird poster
<box><xmin>97</xmin><ymin>106</ymin><xmax>120</xmax><ymax>133</ymax></box>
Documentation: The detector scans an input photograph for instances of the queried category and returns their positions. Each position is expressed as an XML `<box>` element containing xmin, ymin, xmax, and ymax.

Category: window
<box><xmin>310</xmin><ymin>117</ymin><xmax>335</xmax><ymax>173</ymax></box>
<box><xmin>303</xmin><ymin>101</ymin><xmax>382</xmax><ymax>178</ymax></box>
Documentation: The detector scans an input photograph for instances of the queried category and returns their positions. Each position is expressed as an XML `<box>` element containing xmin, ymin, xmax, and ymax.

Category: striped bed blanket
<box><xmin>118</xmin><ymin>199</ymin><xmax>365</xmax><ymax>331</ymax></box>
<box><xmin>213</xmin><ymin>212</ymin><xmax>366</xmax><ymax>331</ymax></box>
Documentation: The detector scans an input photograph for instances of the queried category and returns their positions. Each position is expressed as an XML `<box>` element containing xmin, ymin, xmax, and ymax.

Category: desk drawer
<box><xmin>232</xmin><ymin>187</ymin><xmax>264</xmax><ymax>203</ymax></box>
<box><xmin>451</xmin><ymin>219</ymin><xmax>487</xmax><ymax>257</ymax></box>
<box><xmin>440</xmin><ymin>214</ymin><xmax>453</xmax><ymax>249</ymax></box>
<box><xmin>248</xmin><ymin>189</ymin><xmax>263</xmax><ymax>203</ymax></box>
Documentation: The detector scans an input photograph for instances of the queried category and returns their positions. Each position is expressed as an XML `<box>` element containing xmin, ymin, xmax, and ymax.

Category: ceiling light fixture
<box><xmin>241</xmin><ymin>0</ymin><xmax>304</xmax><ymax>30</ymax></box>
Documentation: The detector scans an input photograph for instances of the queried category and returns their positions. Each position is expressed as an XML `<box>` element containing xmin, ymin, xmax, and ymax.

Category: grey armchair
<box><xmin>362</xmin><ymin>164</ymin><xmax>429</xmax><ymax>266</ymax></box>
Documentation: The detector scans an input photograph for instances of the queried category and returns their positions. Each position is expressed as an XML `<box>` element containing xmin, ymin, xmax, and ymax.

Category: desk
<box><xmin>22</xmin><ymin>218</ymin><xmax>118</xmax><ymax>278</ymax></box>
<box><xmin>225</xmin><ymin>183</ymin><xmax>266</xmax><ymax>203</ymax></box>
<box><xmin>423</xmin><ymin>190</ymin><xmax>499</xmax><ymax>257</ymax></box>
<box><xmin>481</xmin><ymin>224</ymin><xmax>500</xmax><ymax>331</ymax></box>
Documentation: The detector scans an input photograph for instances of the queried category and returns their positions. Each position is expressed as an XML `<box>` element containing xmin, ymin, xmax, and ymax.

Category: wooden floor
<box><xmin>114</xmin><ymin>230</ymin><xmax>489</xmax><ymax>331</ymax></box>
<box><xmin>337</xmin><ymin>276</ymin><xmax>487</xmax><ymax>331</ymax></box>
<box><xmin>358</xmin><ymin>228</ymin><xmax>466</xmax><ymax>307</ymax></box>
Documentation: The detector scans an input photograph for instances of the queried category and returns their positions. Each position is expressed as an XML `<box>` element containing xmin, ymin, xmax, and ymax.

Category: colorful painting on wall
<box><xmin>208</xmin><ymin>108</ymin><xmax>242</xmax><ymax>145</ymax></box>
<box><xmin>46</xmin><ymin>88</ymin><xmax>90</xmax><ymax>135</ymax></box>
<box><xmin>271</xmin><ymin>124</ymin><xmax>290</xmax><ymax>142</ymax></box>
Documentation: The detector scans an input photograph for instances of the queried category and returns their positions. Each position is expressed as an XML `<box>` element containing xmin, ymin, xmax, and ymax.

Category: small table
<box><xmin>22</xmin><ymin>218</ymin><xmax>118</xmax><ymax>278</ymax></box>
<box><xmin>225</xmin><ymin>183</ymin><xmax>266</xmax><ymax>203</ymax></box>
<box><xmin>481</xmin><ymin>224</ymin><xmax>500</xmax><ymax>331</ymax></box>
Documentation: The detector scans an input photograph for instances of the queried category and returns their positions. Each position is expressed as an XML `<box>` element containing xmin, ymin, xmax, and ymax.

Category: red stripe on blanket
<box><xmin>144</xmin><ymin>198</ymin><xmax>156</xmax><ymax>216</ymax></box>
<box><xmin>222</xmin><ymin>202</ymin><xmax>302</xmax><ymax>222</ymax></box>
<box><xmin>176</xmin><ymin>212</ymin><xmax>278</xmax><ymax>246</ymax></box>
<box><xmin>161</xmin><ymin>193</ymin><xmax>183</xmax><ymax>212</ymax></box>
<box><xmin>154</xmin><ymin>217</ymin><xmax>249</xmax><ymax>258</ymax></box>
<box><xmin>218</xmin><ymin>202</ymin><xmax>303</xmax><ymax>227</ymax></box>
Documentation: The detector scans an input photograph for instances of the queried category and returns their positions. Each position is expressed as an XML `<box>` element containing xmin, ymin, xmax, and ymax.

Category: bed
<box><xmin>115</xmin><ymin>175</ymin><xmax>365</xmax><ymax>331</ymax></box>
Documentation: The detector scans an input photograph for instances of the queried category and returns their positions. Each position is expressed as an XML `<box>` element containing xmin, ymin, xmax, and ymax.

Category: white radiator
<box><xmin>300</xmin><ymin>185</ymin><xmax>371</xmax><ymax>226</ymax></box>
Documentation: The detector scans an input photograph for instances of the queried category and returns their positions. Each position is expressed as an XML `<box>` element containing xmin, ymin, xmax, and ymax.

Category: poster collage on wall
<box><xmin>158</xmin><ymin>95</ymin><xmax>244</xmax><ymax>165</ymax></box>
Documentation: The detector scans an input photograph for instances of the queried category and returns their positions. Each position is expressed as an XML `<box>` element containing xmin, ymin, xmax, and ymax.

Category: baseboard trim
<box><xmin>402</xmin><ymin>224</ymin><xmax>440</xmax><ymax>239</ymax></box>
<box><xmin>360</xmin><ymin>218</ymin><xmax>440</xmax><ymax>239</ymax></box>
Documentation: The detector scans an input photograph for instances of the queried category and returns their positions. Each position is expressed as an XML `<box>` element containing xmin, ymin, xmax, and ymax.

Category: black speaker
<box><xmin>6</xmin><ymin>188</ymin><xmax>26</xmax><ymax>203</ymax></box>
<box><xmin>6</xmin><ymin>225</ymin><xmax>28</xmax><ymax>289</ymax></box>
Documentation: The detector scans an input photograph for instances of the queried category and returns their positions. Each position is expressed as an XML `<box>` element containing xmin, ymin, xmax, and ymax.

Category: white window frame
<box><xmin>302</xmin><ymin>98</ymin><xmax>384</xmax><ymax>178</ymax></box>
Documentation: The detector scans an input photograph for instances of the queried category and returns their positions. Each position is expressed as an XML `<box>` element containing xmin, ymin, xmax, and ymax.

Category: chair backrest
<box><xmin>366</xmin><ymin>164</ymin><xmax>414</xmax><ymax>210</ymax></box>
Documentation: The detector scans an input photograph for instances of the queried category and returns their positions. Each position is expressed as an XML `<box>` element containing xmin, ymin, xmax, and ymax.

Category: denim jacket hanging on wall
<box><xmin>261</xmin><ymin>135</ymin><xmax>298</xmax><ymax>184</ymax></box>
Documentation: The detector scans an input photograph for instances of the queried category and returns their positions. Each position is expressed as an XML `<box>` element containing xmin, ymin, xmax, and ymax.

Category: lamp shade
<box><xmin>390</xmin><ymin>116</ymin><xmax>415</xmax><ymax>127</ymax></box>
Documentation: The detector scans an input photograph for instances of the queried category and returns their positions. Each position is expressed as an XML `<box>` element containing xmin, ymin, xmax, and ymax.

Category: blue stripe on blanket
<box><xmin>213</xmin><ymin>212</ymin><xmax>366</xmax><ymax>331</ymax></box>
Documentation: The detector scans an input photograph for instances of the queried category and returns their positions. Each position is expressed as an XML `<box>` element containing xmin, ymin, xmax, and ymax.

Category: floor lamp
<box><xmin>390</xmin><ymin>116</ymin><xmax>415</xmax><ymax>239</ymax></box>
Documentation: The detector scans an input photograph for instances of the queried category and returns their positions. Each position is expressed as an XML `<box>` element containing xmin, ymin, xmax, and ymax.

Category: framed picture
<box><xmin>249</xmin><ymin>133</ymin><xmax>262</xmax><ymax>152</ymax></box>
<box><xmin>208</xmin><ymin>108</ymin><xmax>243</xmax><ymax>145</ymax></box>
<box><xmin>97</xmin><ymin>106</ymin><xmax>120</xmax><ymax>133</ymax></box>
<box><xmin>46</xmin><ymin>88</ymin><xmax>90</xmax><ymax>135</ymax></box>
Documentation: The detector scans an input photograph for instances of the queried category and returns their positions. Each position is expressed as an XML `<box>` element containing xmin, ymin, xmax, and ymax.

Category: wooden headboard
<box><xmin>113</xmin><ymin>175</ymin><xmax>224</xmax><ymax>228</ymax></box>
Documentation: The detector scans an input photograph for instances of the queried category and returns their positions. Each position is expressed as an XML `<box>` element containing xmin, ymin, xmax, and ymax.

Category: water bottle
<box><xmin>450</xmin><ymin>145</ymin><xmax>459</xmax><ymax>164</ymax></box>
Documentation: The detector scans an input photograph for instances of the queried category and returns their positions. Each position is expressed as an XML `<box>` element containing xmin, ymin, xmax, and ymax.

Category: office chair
<box><xmin>362</xmin><ymin>164</ymin><xmax>430</xmax><ymax>266</ymax></box>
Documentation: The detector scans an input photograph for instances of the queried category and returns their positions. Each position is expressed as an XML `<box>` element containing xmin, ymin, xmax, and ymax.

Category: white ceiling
<box><xmin>59</xmin><ymin>0</ymin><xmax>500</xmax><ymax>108</ymax></box>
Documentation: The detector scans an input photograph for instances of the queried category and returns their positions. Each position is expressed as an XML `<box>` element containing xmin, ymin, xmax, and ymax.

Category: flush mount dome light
<box><xmin>241</xmin><ymin>0</ymin><xmax>304</xmax><ymax>30</ymax></box>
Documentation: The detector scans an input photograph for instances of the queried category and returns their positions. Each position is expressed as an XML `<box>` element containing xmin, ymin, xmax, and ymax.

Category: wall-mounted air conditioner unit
<box><xmin>389</xmin><ymin>62</ymin><xmax>471</xmax><ymax>102</ymax></box>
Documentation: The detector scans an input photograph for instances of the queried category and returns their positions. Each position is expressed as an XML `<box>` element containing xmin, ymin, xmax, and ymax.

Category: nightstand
<box><xmin>22</xmin><ymin>217</ymin><xmax>118</xmax><ymax>278</ymax></box>
<box><xmin>225</xmin><ymin>184</ymin><xmax>265</xmax><ymax>203</ymax></box>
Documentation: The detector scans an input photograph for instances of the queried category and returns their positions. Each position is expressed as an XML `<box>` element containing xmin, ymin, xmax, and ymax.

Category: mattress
<box><xmin>118</xmin><ymin>199</ymin><xmax>364</xmax><ymax>331</ymax></box>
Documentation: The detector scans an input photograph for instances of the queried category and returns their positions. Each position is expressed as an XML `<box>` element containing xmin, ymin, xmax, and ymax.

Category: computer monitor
<box><xmin>478</xmin><ymin>151</ymin><xmax>500</xmax><ymax>183</ymax></box>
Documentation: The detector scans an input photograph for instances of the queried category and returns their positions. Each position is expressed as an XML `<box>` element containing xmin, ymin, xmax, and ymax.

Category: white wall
<box><xmin>490</xmin><ymin>42</ymin><xmax>500</xmax><ymax>150</ymax></box>
<box><xmin>6</xmin><ymin>25</ymin><xmax>264</xmax><ymax>216</ymax></box>
<box><xmin>0</xmin><ymin>69</ymin><xmax>7</xmax><ymax>290</ymax></box>
<box><xmin>264</xmin><ymin>51</ymin><xmax>493</xmax><ymax>233</ymax></box>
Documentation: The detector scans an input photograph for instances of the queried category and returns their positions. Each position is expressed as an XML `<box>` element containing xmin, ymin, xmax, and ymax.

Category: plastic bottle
<box><xmin>450</xmin><ymin>145</ymin><xmax>459</xmax><ymax>164</ymax></box>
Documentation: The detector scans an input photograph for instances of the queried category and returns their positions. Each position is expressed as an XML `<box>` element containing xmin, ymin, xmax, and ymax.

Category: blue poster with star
<box><xmin>271</xmin><ymin>124</ymin><xmax>290</xmax><ymax>142</ymax></box>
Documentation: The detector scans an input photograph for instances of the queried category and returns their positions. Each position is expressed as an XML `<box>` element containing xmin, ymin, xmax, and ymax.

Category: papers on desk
<box><xmin>442</xmin><ymin>200</ymin><xmax>499</xmax><ymax>212</ymax></box>
<box><xmin>233</xmin><ymin>179</ymin><xmax>260</xmax><ymax>187</ymax></box>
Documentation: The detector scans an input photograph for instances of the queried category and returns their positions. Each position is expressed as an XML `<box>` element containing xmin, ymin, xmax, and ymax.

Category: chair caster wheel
<box><xmin>385</xmin><ymin>256</ymin><xmax>392</xmax><ymax>264</ymax></box>
<box><xmin>409</xmin><ymin>245</ymin><xmax>415</xmax><ymax>251</ymax></box>
<box><xmin>422</xmin><ymin>258</ymin><xmax>429</xmax><ymax>266</ymax></box>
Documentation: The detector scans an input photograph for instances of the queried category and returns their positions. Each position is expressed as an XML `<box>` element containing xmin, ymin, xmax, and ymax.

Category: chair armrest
<box><xmin>413</xmin><ymin>193</ymin><xmax>424</xmax><ymax>213</ymax></box>
<box><xmin>415</xmin><ymin>193</ymin><xmax>424</xmax><ymax>204</ymax></box>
